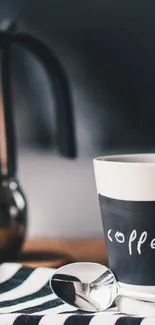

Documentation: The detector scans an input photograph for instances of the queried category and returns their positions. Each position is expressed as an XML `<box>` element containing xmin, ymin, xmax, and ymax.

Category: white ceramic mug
<box><xmin>93</xmin><ymin>153</ymin><xmax>155</xmax><ymax>316</ymax></box>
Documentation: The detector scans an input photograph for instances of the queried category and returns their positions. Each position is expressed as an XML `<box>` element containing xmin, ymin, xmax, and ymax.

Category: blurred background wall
<box><xmin>13</xmin><ymin>45</ymin><xmax>103</xmax><ymax>238</ymax></box>
<box><xmin>1</xmin><ymin>0</ymin><xmax>155</xmax><ymax>238</ymax></box>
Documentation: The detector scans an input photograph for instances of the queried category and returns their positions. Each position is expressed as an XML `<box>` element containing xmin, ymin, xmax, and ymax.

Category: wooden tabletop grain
<box><xmin>18</xmin><ymin>238</ymin><xmax>107</xmax><ymax>268</ymax></box>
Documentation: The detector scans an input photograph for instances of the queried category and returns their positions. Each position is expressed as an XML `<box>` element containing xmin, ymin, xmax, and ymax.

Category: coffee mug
<box><xmin>93</xmin><ymin>154</ymin><xmax>155</xmax><ymax>316</ymax></box>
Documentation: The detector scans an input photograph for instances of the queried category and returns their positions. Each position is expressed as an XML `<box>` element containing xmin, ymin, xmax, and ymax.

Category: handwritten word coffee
<box><xmin>108</xmin><ymin>229</ymin><xmax>155</xmax><ymax>255</ymax></box>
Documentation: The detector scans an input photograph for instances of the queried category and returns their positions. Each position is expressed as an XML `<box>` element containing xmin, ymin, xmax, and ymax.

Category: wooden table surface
<box><xmin>18</xmin><ymin>239</ymin><xmax>108</xmax><ymax>268</ymax></box>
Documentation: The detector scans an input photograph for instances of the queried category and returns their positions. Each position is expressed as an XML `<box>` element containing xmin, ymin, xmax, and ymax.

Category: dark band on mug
<box><xmin>99</xmin><ymin>194</ymin><xmax>155</xmax><ymax>285</ymax></box>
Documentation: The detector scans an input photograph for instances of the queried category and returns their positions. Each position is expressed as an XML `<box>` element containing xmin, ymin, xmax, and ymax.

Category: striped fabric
<box><xmin>0</xmin><ymin>263</ymin><xmax>153</xmax><ymax>325</ymax></box>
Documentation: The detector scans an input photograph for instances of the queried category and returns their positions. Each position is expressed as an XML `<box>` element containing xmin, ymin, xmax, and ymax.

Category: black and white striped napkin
<box><xmin>0</xmin><ymin>263</ymin><xmax>152</xmax><ymax>325</ymax></box>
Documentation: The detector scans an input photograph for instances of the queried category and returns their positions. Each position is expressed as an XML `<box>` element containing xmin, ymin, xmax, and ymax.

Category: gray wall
<box><xmin>18</xmin><ymin>150</ymin><xmax>103</xmax><ymax>238</ymax></box>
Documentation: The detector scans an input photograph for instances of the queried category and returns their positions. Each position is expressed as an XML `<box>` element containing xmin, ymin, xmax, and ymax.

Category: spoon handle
<box><xmin>119</xmin><ymin>287</ymin><xmax>155</xmax><ymax>303</ymax></box>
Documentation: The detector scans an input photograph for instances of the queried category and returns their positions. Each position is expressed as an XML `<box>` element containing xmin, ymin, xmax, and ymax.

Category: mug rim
<box><xmin>93</xmin><ymin>153</ymin><xmax>155</xmax><ymax>200</ymax></box>
<box><xmin>94</xmin><ymin>153</ymin><xmax>155</xmax><ymax>165</ymax></box>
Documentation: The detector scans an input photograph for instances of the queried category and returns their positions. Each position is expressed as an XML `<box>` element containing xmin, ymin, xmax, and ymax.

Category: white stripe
<box><xmin>32</xmin><ymin>303</ymin><xmax>77</xmax><ymax>315</ymax></box>
<box><xmin>0</xmin><ymin>263</ymin><xmax>22</xmax><ymax>283</ymax></box>
<box><xmin>33</xmin><ymin>304</ymin><xmax>117</xmax><ymax>316</ymax></box>
<box><xmin>89</xmin><ymin>314</ymin><xmax>124</xmax><ymax>325</ymax></box>
<box><xmin>0</xmin><ymin>267</ymin><xmax>55</xmax><ymax>302</ymax></box>
<box><xmin>0</xmin><ymin>314</ymin><xmax>19</xmax><ymax>325</ymax></box>
<box><xmin>0</xmin><ymin>293</ymin><xmax>56</xmax><ymax>313</ymax></box>
<box><xmin>39</xmin><ymin>314</ymin><xmax>71</xmax><ymax>325</ymax></box>
<box><xmin>46</xmin><ymin>303</ymin><xmax>77</xmax><ymax>314</ymax></box>
<box><xmin>141</xmin><ymin>319</ymin><xmax>155</xmax><ymax>325</ymax></box>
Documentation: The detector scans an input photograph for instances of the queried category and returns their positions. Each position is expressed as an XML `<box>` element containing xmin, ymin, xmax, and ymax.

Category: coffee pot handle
<box><xmin>14</xmin><ymin>33</ymin><xmax>77</xmax><ymax>158</ymax></box>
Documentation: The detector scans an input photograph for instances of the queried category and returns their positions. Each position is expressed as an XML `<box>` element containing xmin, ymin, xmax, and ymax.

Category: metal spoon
<box><xmin>50</xmin><ymin>262</ymin><xmax>155</xmax><ymax>312</ymax></box>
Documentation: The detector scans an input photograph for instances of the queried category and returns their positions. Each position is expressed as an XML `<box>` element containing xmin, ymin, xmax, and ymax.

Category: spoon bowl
<box><xmin>50</xmin><ymin>262</ymin><xmax>117</xmax><ymax>312</ymax></box>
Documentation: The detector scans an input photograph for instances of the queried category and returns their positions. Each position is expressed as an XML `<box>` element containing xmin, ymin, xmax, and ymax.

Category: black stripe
<box><xmin>12</xmin><ymin>298</ymin><xmax>63</xmax><ymax>314</ymax></box>
<box><xmin>0</xmin><ymin>281</ymin><xmax>51</xmax><ymax>308</ymax></box>
<box><xmin>64</xmin><ymin>315</ymin><xmax>93</xmax><ymax>325</ymax></box>
<box><xmin>13</xmin><ymin>315</ymin><xmax>43</xmax><ymax>325</ymax></box>
<box><xmin>0</xmin><ymin>267</ymin><xmax>34</xmax><ymax>294</ymax></box>
<box><xmin>59</xmin><ymin>310</ymin><xmax>94</xmax><ymax>315</ymax></box>
<box><xmin>115</xmin><ymin>317</ymin><xmax>143</xmax><ymax>325</ymax></box>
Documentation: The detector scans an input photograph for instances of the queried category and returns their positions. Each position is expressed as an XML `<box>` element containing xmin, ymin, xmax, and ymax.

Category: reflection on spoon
<box><xmin>50</xmin><ymin>262</ymin><xmax>155</xmax><ymax>312</ymax></box>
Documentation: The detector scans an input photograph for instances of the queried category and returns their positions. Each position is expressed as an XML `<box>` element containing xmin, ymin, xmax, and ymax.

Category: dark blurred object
<box><xmin>13</xmin><ymin>33</ymin><xmax>76</xmax><ymax>158</ymax></box>
<box><xmin>6</xmin><ymin>0</ymin><xmax>155</xmax><ymax>156</ymax></box>
<box><xmin>0</xmin><ymin>0</ymin><xmax>76</xmax><ymax>157</ymax></box>
<box><xmin>0</xmin><ymin>41</ymin><xmax>27</xmax><ymax>260</ymax></box>
<box><xmin>1</xmin><ymin>1</ymin><xmax>155</xmax><ymax>157</ymax></box>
